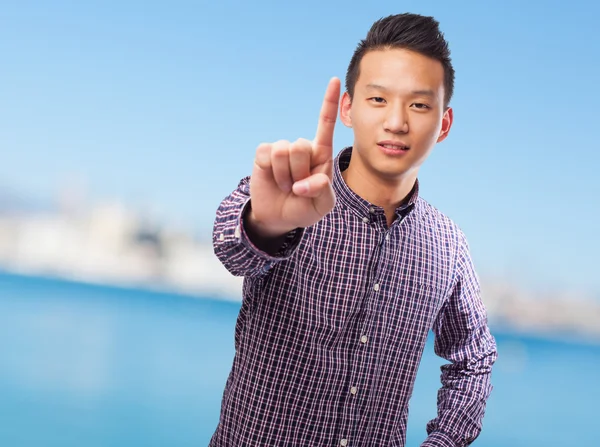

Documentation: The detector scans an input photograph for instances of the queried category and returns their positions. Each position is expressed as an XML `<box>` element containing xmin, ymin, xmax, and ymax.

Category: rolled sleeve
<box><xmin>213</xmin><ymin>177</ymin><xmax>304</xmax><ymax>277</ymax></box>
<box><xmin>421</xmin><ymin>431</ymin><xmax>459</xmax><ymax>447</ymax></box>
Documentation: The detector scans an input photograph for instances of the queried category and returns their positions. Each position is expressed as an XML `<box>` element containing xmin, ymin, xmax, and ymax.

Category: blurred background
<box><xmin>1</xmin><ymin>1</ymin><xmax>599</xmax><ymax>445</ymax></box>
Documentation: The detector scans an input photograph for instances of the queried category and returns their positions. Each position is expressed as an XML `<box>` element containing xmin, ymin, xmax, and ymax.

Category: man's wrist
<box><xmin>243</xmin><ymin>204</ymin><xmax>296</xmax><ymax>255</ymax></box>
<box><xmin>245</xmin><ymin>208</ymin><xmax>294</xmax><ymax>239</ymax></box>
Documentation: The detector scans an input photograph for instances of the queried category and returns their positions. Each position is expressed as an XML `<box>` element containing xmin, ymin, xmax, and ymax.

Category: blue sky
<box><xmin>1</xmin><ymin>0</ymin><xmax>599</xmax><ymax>295</ymax></box>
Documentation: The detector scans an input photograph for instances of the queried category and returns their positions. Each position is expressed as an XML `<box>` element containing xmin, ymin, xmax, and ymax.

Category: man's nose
<box><xmin>384</xmin><ymin>106</ymin><xmax>409</xmax><ymax>134</ymax></box>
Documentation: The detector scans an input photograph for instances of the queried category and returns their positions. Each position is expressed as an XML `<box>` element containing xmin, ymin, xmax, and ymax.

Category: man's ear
<box><xmin>340</xmin><ymin>91</ymin><xmax>353</xmax><ymax>128</ymax></box>
<box><xmin>437</xmin><ymin>107</ymin><xmax>453</xmax><ymax>143</ymax></box>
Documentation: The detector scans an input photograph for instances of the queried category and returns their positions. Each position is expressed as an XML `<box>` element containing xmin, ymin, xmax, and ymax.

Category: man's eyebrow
<box><xmin>365</xmin><ymin>84</ymin><xmax>436</xmax><ymax>98</ymax></box>
<box><xmin>365</xmin><ymin>83</ymin><xmax>389</xmax><ymax>91</ymax></box>
<box><xmin>411</xmin><ymin>89</ymin><xmax>436</xmax><ymax>97</ymax></box>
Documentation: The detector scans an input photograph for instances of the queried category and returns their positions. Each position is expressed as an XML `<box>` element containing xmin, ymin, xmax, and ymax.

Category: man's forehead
<box><xmin>359</xmin><ymin>49</ymin><xmax>443</xmax><ymax>74</ymax></box>
<box><xmin>356</xmin><ymin>50</ymin><xmax>445</xmax><ymax>94</ymax></box>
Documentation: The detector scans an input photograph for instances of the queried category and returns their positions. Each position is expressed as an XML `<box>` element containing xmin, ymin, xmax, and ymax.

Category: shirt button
<box><xmin>350</xmin><ymin>386</ymin><xmax>358</xmax><ymax>395</ymax></box>
<box><xmin>219</xmin><ymin>233</ymin><xmax>225</xmax><ymax>242</ymax></box>
<box><xmin>360</xmin><ymin>335</ymin><xmax>368</xmax><ymax>344</ymax></box>
<box><xmin>369</xmin><ymin>206</ymin><xmax>376</xmax><ymax>213</ymax></box>
<box><xmin>234</xmin><ymin>225</ymin><xmax>241</xmax><ymax>238</ymax></box>
<box><xmin>385</xmin><ymin>234</ymin><xmax>390</xmax><ymax>241</ymax></box>
<box><xmin>362</xmin><ymin>216</ymin><xmax>369</xmax><ymax>223</ymax></box>
<box><xmin>340</xmin><ymin>439</ymin><xmax>348</xmax><ymax>447</ymax></box>
<box><xmin>373</xmin><ymin>283</ymin><xmax>380</xmax><ymax>291</ymax></box>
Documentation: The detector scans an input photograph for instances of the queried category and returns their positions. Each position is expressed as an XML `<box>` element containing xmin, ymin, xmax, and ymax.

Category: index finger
<box><xmin>313</xmin><ymin>77</ymin><xmax>341</xmax><ymax>163</ymax></box>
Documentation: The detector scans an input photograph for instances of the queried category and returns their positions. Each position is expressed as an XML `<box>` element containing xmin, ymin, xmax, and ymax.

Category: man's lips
<box><xmin>377</xmin><ymin>140</ymin><xmax>410</xmax><ymax>151</ymax></box>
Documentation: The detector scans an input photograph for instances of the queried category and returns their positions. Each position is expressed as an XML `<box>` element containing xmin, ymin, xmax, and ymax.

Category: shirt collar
<box><xmin>332</xmin><ymin>147</ymin><xmax>419</xmax><ymax>219</ymax></box>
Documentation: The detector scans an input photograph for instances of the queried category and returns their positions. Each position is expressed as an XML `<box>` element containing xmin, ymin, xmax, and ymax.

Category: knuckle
<box><xmin>290</xmin><ymin>141</ymin><xmax>309</xmax><ymax>156</ymax></box>
<box><xmin>320</xmin><ymin>113</ymin><xmax>336</xmax><ymax>125</ymax></box>
<box><xmin>295</xmin><ymin>137</ymin><xmax>312</xmax><ymax>146</ymax></box>
<box><xmin>271</xmin><ymin>140</ymin><xmax>290</xmax><ymax>157</ymax></box>
<box><xmin>255</xmin><ymin>142</ymin><xmax>271</xmax><ymax>154</ymax></box>
<box><xmin>254</xmin><ymin>143</ymin><xmax>272</xmax><ymax>166</ymax></box>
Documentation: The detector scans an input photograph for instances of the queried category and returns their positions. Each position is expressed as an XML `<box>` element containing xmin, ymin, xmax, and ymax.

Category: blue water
<box><xmin>0</xmin><ymin>271</ymin><xmax>598</xmax><ymax>446</ymax></box>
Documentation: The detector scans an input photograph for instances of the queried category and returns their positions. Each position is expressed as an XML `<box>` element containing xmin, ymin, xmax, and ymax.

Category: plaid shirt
<box><xmin>211</xmin><ymin>148</ymin><xmax>497</xmax><ymax>447</ymax></box>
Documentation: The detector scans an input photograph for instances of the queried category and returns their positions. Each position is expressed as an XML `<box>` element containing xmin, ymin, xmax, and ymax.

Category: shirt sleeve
<box><xmin>212</xmin><ymin>176</ymin><xmax>305</xmax><ymax>278</ymax></box>
<box><xmin>421</xmin><ymin>232</ymin><xmax>498</xmax><ymax>447</ymax></box>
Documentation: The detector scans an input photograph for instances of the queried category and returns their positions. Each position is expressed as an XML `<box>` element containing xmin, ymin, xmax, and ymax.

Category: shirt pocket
<box><xmin>384</xmin><ymin>280</ymin><xmax>445</xmax><ymax>349</ymax></box>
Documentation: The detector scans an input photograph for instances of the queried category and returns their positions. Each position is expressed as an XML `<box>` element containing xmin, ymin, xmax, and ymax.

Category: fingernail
<box><xmin>294</xmin><ymin>181</ymin><xmax>308</xmax><ymax>195</ymax></box>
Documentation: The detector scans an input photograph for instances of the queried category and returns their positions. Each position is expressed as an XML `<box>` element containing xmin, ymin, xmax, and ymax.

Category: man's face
<box><xmin>340</xmin><ymin>48</ymin><xmax>453</xmax><ymax>181</ymax></box>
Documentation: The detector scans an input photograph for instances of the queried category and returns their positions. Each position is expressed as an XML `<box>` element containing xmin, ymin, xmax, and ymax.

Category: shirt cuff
<box><xmin>238</xmin><ymin>199</ymin><xmax>304</xmax><ymax>260</ymax></box>
<box><xmin>420</xmin><ymin>431</ymin><xmax>458</xmax><ymax>447</ymax></box>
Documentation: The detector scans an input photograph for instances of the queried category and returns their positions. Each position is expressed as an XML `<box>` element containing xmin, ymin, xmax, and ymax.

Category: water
<box><xmin>0</xmin><ymin>271</ymin><xmax>598</xmax><ymax>446</ymax></box>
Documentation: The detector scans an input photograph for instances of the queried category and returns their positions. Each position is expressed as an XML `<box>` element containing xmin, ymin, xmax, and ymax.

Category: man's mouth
<box><xmin>378</xmin><ymin>142</ymin><xmax>409</xmax><ymax>151</ymax></box>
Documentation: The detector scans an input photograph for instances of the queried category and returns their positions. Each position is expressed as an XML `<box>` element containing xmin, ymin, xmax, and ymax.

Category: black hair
<box><xmin>345</xmin><ymin>13</ymin><xmax>455</xmax><ymax>108</ymax></box>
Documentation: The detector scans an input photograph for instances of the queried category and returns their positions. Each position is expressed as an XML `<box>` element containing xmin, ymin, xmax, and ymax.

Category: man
<box><xmin>211</xmin><ymin>13</ymin><xmax>497</xmax><ymax>447</ymax></box>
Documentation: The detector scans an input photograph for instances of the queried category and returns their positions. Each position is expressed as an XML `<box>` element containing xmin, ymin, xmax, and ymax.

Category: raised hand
<box><xmin>247</xmin><ymin>77</ymin><xmax>341</xmax><ymax>239</ymax></box>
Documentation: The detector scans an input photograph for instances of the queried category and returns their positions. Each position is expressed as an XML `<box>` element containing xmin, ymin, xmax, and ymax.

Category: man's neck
<box><xmin>341</xmin><ymin>156</ymin><xmax>417</xmax><ymax>226</ymax></box>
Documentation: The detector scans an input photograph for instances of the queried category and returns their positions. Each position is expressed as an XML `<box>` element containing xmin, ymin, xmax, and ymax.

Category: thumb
<box><xmin>292</xmin><ymin>173</ymin><xmax>330</xmax><ymax>197</ymax></box>
<box><xmin>292</xmin><ymin>173</ymin><xmax>336</xmax><ymax>213</ymax></box>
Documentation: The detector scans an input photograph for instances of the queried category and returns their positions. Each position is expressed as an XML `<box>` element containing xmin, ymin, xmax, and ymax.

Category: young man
<box><xmin>211</xmin><ymin>13</ymin><xmax>497</xmax><ymax>447</ymax></box>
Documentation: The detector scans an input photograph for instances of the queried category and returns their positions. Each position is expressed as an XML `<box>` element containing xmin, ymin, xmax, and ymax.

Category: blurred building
<box><xmin>0</xmin><ymin>195</ymin><xmax>243</xmax><ymax>300</ymax></box>
<box><xmin>0</xmin><ymin>190</ymin><xmax>598</xmax><ymax>341</ymax></box>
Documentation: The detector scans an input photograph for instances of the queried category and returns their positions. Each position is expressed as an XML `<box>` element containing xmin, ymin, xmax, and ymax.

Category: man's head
<box><xmin>345</xmin><ymin>13</ymin><xmax>454</xmax><ymax>109</ymax></box>
<box><xmin>339</xmin><ymin>13</ymin><xmax>455</xmax><ymax>184</ymax></box>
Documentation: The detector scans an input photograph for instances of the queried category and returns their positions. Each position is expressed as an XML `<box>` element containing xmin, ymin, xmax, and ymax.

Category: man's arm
<box><xmin>212</xmin><ymin>176</ymin><xmax>304</xmax><ymax>278</ymax></box>
<box><xmin>421</xmin><ymin>233</ymin><xmax>498</xmax><ymax>447</ymax></box>
<box><xmin>213</xmin><ymin>77</ymin><xmax>341</xmax><ymax>279</ymax></box>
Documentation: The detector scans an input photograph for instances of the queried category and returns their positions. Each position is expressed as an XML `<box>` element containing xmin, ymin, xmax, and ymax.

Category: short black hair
<box><xmin>345</xmin><ymin>13</ymin><xmax>455</xmax><ymax>108</ymax></box>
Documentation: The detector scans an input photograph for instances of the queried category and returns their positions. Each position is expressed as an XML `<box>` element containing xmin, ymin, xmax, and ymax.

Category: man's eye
<box><xmin>369</xmin><ymin>97</ymin><xmax>386</xmax><ymax>103</ymax></box>
<box><xmin>412</xmin><ymin>103</ymin><xmax>430</xmax><ymax>109</ymax></box>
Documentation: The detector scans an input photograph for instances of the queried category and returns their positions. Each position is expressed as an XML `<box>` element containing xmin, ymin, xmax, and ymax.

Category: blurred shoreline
<box><xmin>1</xmin><ymin>195</ymin><xmax>598</xmax><ymax>343</ymax></box>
